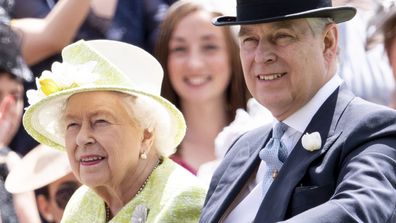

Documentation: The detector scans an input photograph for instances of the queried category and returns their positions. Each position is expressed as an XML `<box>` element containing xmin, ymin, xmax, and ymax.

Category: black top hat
<box><xmin>213</xmin><ymin>0</ymin><xmax>356</xmax><ymax>26</ymax></box>
<box><xmin>0</xmin><ymin>22</ymin><xmax>32</xmax><ymax>82</ymax></box>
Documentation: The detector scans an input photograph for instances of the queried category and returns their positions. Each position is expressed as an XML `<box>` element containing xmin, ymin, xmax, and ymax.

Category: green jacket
<box><xmin>61</xmin><ymin>158</ymin><xmax>207</xmax><ymax>223</ymax></box>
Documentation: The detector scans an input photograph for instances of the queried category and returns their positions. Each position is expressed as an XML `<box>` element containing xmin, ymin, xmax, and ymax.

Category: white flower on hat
<box><xmin>301</xmin><ymin>132</ymin><xmax>322</xmax><ymax>152</ymax></box>
<box><xmin>26</xmin><ymin>61</ymin><xmax>97</xmax><ymax>105</ymax></box>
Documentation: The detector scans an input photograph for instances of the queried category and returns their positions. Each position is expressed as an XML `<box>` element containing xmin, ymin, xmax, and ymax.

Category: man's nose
<box><xmin>255</xmin><ymin>41</ymin><xmax>277</xmax><ymax>64</ymax></box>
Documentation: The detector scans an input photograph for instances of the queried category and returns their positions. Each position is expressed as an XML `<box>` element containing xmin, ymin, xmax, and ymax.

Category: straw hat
<box><xmin>5</xmin><ymin>144</ymin><xmax>71</xmax><ymax>193</ymax></box>
<box><xmin>22</xmin><ymin>40</ymin><xmax>186</xmax><ymax>153</ymax></box>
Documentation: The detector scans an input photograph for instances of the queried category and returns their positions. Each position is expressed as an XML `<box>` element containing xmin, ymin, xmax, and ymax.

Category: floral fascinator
<box><xmin>23</xmin><ymin>40</ymin><xmax>186</xmax><ymax>153</ymax></box>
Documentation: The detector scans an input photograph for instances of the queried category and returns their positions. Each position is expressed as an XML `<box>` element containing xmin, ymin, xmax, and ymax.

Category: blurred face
<box><xmin>64</xmin><ymin>91</ymin><xmax>146</xmax><ymax>190</ymax></box>
<box><xmin>389</xmin><ymin>37</ymin><xmax>396</xmax><ymax>78</ymax></box>
<box><xmin>168</xmin><ymin>10</ymin><xmax>231</xmax><ymax>104</ymax></box>
<box><xmin>0</xmin><ymin>73</ymin><xmax>24</xmax><ymax>144</ymax></box>
<box><xmin>36</xmin><ymin>173</ymin><xmax>80</xmax><ymax>223</ymax></box>
<box><xmin>238</xmin><ymin>19</ymin><xmax>336</xmax><ymax>120</ymax></box>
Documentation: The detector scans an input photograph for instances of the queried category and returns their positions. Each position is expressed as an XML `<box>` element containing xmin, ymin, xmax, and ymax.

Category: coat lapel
<box><xmin>254</xmin><ymin>85</ymin><xmax>355</xmax><ymax>222</ymax></box>
<box><xmin>210</xmin><ymin>126</ymin><xmax>272</xmax><ymax>222</ymax></box>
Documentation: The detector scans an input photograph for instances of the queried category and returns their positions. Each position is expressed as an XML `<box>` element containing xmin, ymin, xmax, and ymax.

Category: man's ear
<box><xmin>36</xmin><ymin>194</ymin><xmax>54</xmax><ymax>222</ymax></box>
<box><xmin>322</xmin><ymin>23</ymin><xmax>338</xmax><ymax>60</ymax></box>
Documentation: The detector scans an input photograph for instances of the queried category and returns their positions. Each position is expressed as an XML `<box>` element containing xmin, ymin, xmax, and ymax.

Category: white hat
<box><xmin>5</xmin><ymin>144</ymin><xmax>71</xmax><ymax>193</ymax></box>
<box><xmin>22</xmin><ymin>40</ymin><xmax>186</xmax><ymax>153</ymax></box>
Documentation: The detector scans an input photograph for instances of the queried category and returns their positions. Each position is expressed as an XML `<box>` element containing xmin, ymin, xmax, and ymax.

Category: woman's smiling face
<box><xmin>167</xmin><ymin>10</ymin><xmax>232</xmax><ymax>104</ymax></box>
<box><xmin>64</xmin><ymin>91</ymin><xmax>145</xmax><ymax>189</ymax></box>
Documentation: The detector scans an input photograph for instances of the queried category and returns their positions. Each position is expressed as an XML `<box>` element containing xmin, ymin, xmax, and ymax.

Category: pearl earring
<box><xmin>140</xmin><ymin>152</ymin><xmax>147</xmax><ymax>160</ymax></box>
<box><xmin>46</xmin><ymin>214</ymin><xmax>54</xmax><ymax>222</ymax></box>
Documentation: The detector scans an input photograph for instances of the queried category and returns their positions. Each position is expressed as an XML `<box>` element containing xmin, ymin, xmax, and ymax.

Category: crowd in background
<box><xmin>0</xmin><ymin>0</ymin><xmax>395</xmax><ymax>222</ymax></box>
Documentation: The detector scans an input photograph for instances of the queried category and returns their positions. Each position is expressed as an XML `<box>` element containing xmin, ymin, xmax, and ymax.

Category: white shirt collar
<box><xmin>282</xmin><ymin>74</ymin><xmax>343</xmax><ymax>134</ymax></box>
<box><xmin>224</xmin><ymin>75</ymin><xmax>343</xmax><ymax>223</ymax></box>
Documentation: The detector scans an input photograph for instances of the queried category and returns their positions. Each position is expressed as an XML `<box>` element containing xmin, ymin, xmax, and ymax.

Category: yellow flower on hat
<box><xmin>39</xmin><ymin>78</ymin><xmax>61</xmax><ymax>96</ymax></box>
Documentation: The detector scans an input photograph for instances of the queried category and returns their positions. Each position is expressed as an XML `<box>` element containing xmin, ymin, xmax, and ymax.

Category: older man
<box><xmin>200</xmin><ymin>0</ymin><xmax>396</xmax><ymax>222</ymax></box>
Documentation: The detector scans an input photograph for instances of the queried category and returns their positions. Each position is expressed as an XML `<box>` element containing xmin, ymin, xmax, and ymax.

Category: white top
<box><xmin>223</xmin><ymin>74</ymin><xmax>343</xmax><ymax>223</ymax></box>
<box><xmin>338</xmin><ymin>10</ymin><xmax>394</xmax><ymax>106</ymax></box>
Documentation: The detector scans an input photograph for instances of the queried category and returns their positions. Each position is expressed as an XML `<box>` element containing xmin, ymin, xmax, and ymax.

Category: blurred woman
<box><xmin>155</xmin><ymin>0</ymin><xmax>250</xmax><ymax>174</ymax></box>
<box><xmin>22</xmin><ymin>39</ymin><xmax>206</xmax><ymax>222</ymax></box>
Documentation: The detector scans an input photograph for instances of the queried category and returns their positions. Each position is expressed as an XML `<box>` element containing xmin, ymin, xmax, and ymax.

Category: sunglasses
<box><xmin>53</xmin><ymin>181</ymin><xmax>80</xmax><ymax>209</ymax></box>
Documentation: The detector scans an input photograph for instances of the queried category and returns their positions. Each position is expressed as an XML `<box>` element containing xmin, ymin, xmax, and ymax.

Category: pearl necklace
<box><xmin>105</xmin><ymin>160</ymin><xmax>161</xmax><ymax>222</ymax></box>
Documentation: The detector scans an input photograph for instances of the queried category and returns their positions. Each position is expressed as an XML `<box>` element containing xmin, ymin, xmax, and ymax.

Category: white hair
<box><xmin>122</xmin><ymin>93</ymin><xmax>174</xmax><ymax>157</ymax></box>
<box><xmin>306</xmin><ymin>17</ymin><xmax>335</xmax><ymax>35</ymax></box>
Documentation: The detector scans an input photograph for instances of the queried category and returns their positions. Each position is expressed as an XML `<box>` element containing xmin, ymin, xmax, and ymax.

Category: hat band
<box><xmin>236</xmin><ymin>0</ymin><xmax>332</xmax><ymax>22</ymax></box>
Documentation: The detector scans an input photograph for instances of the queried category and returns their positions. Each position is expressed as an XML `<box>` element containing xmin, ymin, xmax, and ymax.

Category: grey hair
<box><xmin>306</xmin><ymin>17</ymin><xmax>335</xmax><ymax>36</ymax></box>
<box><xmin>121</xmin><ymin>93</ymin><xmax>174</xmax><ymax>157</ymax></box>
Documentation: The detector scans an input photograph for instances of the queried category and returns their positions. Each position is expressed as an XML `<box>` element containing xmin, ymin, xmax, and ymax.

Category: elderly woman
<box><xmin>22</xmin><ymin>39</ymin><xmax>206</xmax><ymax>222</ymax></box>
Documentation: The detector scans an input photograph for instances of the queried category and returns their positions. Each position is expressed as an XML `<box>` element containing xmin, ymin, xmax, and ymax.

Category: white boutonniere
<box><xmin>131</xmin><ymin>205</ymin><xmax>149</xmax><ymax>223</ymax></box>
<box><xmin>301</xmin><ymin>132</ymin><xmax>322</xmax><ymax>152</ymax></box>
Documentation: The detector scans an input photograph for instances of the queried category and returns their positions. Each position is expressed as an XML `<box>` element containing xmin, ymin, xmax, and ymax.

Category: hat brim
<box><xmin>23</xmin><ymin>86</ymin><xmax>186</xmax><ymax>154</ymax></box>
<box><xmin>213</xmin><ymin>6</ymin><xmax>357</xmax><ymax>26</ymax></box>
<box><xmin>5</xmin><ymin>145</ymin><xmax>71</xmax><ymax>193</ymax></box>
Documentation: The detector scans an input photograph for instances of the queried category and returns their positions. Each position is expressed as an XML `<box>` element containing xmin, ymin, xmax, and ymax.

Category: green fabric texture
<box><xmin>62</xmin><ymin>40</ymin><xmax>130</xmax><ymax>86</ymax></box>
<box><xmin>61</xmin><ymin>158</ymin><xmax>207</xmax><ymax>223</ymax></box>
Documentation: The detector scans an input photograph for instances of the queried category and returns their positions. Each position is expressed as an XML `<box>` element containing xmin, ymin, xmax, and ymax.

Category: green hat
<box><xmin>23</xmin><ymin>40</ymin><xmax>186</xmax><ymax>154</ymax></box>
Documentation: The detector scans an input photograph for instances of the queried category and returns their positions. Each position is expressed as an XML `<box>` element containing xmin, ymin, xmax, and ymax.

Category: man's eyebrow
<box><xmin>238</xmin><ymin>26</ymin><xmax>253</xmax><ymax>37</ymax></box>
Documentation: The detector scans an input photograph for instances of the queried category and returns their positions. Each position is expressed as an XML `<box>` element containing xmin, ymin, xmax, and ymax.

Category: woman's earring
<box><xmin>46</xmin><ymin>214</ymin><xmax>54</xmax><ymax>222</ymax></box>
<box><xmin>140</xmin><ymin>152</ymin><xmax>147</xmax><ymax>160</ymax></box>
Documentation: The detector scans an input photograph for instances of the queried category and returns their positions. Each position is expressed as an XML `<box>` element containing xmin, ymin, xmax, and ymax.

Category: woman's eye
<box><xmin>203</xmin><ymin>44</ymin><xmax>218</xmax><ymax>51</ymax></box>
<box><xmin>170</xmin><ymin>46</ymin><xmax>186</xmax><ymax>53</ymax></box>
<box><xmin>66</xmin><ymin>123</ymin><xmax>78</xmax><ymax>130</ymax></box>
<box><xmin>95</xmin><ymin>119</ymin><xmax>108</xmax><ymax>125</ymax></box>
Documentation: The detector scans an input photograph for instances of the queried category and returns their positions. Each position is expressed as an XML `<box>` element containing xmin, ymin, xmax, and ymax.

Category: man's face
<box><xmin>238</xmin><ymin>19</ymin><xmax>336</xmax><ymax>120</ymax></box>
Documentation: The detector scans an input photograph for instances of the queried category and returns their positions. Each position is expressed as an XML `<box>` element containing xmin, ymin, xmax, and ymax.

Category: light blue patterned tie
<box><xmin>259</xmin><ymin>122</ymin><xmax>288</xmax><ymax>195</ymax></box>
